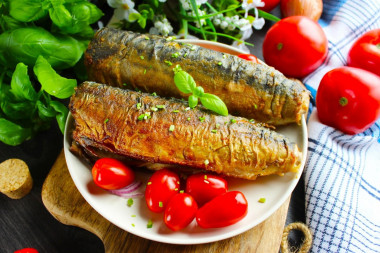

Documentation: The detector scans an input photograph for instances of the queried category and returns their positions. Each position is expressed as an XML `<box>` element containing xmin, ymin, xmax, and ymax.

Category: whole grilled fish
<box><xmin>69</xmin><ymin>82</ymin><xmax>302</xmax><ymax>180</ymax></box>
<box><xmin>84</xmin><ymin>28</ymin><xmax>310</xmax><ymax>126</ymax></box>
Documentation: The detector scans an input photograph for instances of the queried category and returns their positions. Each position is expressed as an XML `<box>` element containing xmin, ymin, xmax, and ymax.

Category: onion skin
<box><xmin>280</xmin><ymin>0</ymin><xmax>323</xmax><ymax>21</ymax></box>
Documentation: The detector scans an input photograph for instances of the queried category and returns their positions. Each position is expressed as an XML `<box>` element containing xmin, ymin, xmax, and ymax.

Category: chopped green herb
<box><xmin>223</xmin><ymin>54</ymin><xmax>227</xmax><ymax>59</ymax></box>
<box><xmin>151</xmin><ymin>92</ymin><xmax>157</xmax><ymax>96</ymax></box>
<box><xmin>104</xmin><ymin>118</ymin><xmax>109</xmax><ymax>124</ymax></box>
<box><xmin>156</xmin><ymin>105</ymin><xmax>166</xmax><ymax>109</ymax></box>
<box><xmin>136</xmin><ymin>103</ymin><xmax>141</xmax><ymax>109</ymax></box>
<box><xmin>138</xmin><ymin>114</ymin><xmax>145</xmax><ymax>121</ymax></box>
<box><xmin>145</xmin><ymin>36</ymin><xmax>149</xmax><ymax>40</ymax></box>
<box><xmin>183</xmin><ymin>53</ymin><xmax>188</xmax><ymax>57</ymax></box>
<box><xmin>131</xmin><ymin>214</ymin><xmax>136</xmax><ymax>217</ymax></box>
<box><xmin>199</xmin><ymin>116</ymin><xmax>205</xmax><ymax>122</ymax></box>
<box><xmin>127</xmin><ymin>198</ymin><xmax>134</xmax><ymax>207</ymax></box>
<box><xmin>140</xmin><ymin>56</ymin><xmax>144</xmax><ymax>60</ymax></box>
<box><xmin>151</xmin><ymin>107</ymin><xmax>158</xmax><ymax>112</ymax></box>
<box><xmin>204</xmin><ymin>159</ymin><xmax>209</xmax><ymax>165</ymax></box>
<box><xmin>173</xmin><ymin>64</ymin><xmax>182</xmax><ymax>73</ymax></box>
<box><xmin>138</xmin><ymin>113</ymin><xmax>151</xmax><ymax>121</ymax></box>
<box><xmin>217</xmin><ymin>62</ymin><xmax>222</xmax><ymax>66</ymax></box>
<box><xmin>249</xmin><ymin>119</ymin><xmax>255</xmax><ymax>122</ymax></box>
<box><xmin>258</xmin><ymin>198</ymin><xmax>266</xmax><ymax>203</ymax></box>
<box><xmin>172</xmin><ymin>52</ymin><xmax>180</xmax><ymax>58</ymax></box>
<box><xmin>230</xmin><ymin>119</ymin><xmax>237</xmax><ymax>123</ymax></box>
<box><xmin>215</xmin><ymin>123</ymin><xmax>220</xmax><ymax>128</ymax></box>
<box><xmin>185</xmin><ymin>107</ymin><xmax>190</xmax><ymax>111</ymax></box>
<box><xmin>123</xmin><ymin>83</ymin><xmax>128</xmax><ymax>86</ymax></box>
<box><xmin>165</xmin><ymin>60</ymin><xmax>173</xmax><ymax>66</ymax></box>
<box><xmin>254</xmin><ymin>104</ymin><xmax>258</xmax><ymax>109</ymax></box>
<box><xmin>132</xmin><ymin>223</ymin><xmax>135</xmax><ymax>227</ymax></box>
<box><xmin>169</xmin><ymin>125</ymin><xmax>175</xmax><ymax>132</ymax></box>
<box><xmin>180</xmin><ymin>190</ymin><xmax>184</xmax><ymax>193</ymax></box>
<box><xmin>204</xmin><ymin>175</ymin><xmax>208</xmax><ymax>180</ymax></box>
<box><xmin>172</xmin><ymin>110</ymin><xmax>179</xmax><ymax>113</ymax></box>
<box><xmin>147</xmin><ymin>219</ymin><xmax>153</xmax><ymax>228</ymax></box>
<box><xmin>211</xmin><ymin>129</ymin><xmax>217</xmax><ymax>133</ymax></box>
<box><xmin>175</xmin><ymin>188</ymin><xmax>178</xmax><ymax>191</ymax></box>
<box><xmin>135</xmin><ymin>88</ymin><xmax>141</xmax><ymax>92</ymax></box>
<box><xmin>187</xmin><ymin>117</ymin><xmax>191</xmax><ymax>121</ymax></box>
<box><xmin>190</xmin><ymin>45</ymin><xmax>197</xmax><ymax>51</ymax></box>
<box><xmin>159</xmin><ymin>201</ymin><xmax>163</xmax><ymax>207</ymax></box>
<box><xmin>143</xmin><ymin>69</ymin><xmax>147</xmax><ymax>74</ymax></box>
<box><xmin>147</xmin><ymin>181</ymin><xmax>152</xmax><ymax>185</ymax></box>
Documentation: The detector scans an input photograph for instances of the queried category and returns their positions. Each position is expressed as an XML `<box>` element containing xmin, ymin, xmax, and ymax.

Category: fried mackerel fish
<box><xmin>69</xmin><ymin>82</ymin><xmax>302</xmax><ymax>180</ymax></box>
<box><xmin>84</xmin><ymin>28</ymin><xmax>309</xmax><ymax>126</ymax></box>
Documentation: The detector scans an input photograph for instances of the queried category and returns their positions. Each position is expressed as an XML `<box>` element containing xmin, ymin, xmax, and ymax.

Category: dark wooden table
<box><xmin>0</xmin><ymin>8</ymin><xmax>305</xmax><ymax>253</ymax></box>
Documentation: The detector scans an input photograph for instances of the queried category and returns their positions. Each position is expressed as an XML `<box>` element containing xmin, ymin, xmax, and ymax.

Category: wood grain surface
<box><xmin>42</xmin><ymin>150</ymin><xmax>290</xmax><ymax>253</ymax></box>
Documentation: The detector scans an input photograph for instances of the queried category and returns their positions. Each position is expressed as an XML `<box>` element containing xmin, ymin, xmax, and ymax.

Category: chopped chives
<box><xmin>147</xmin><ymin>219</ymin><xmax>153</xmax><ymax>228</ymax></box>
<box><xmin>183</xmin><ymin>53</ymin><xmax>188</xmax><ymax>57</ymax></box>
<box><xmin>187</xmin><ymin>117</ymin><xmax>191</xmax><ymax>121</ymax></box>
<box><xmin>165</xmin><ymin>60</ymin><xmax>173</xmax><ymax>66</ymax></box>
<box><xmin>147</xmin><ymin>181</ymin><xmax>152</xmax><ymax>185</ymax></box>
<box><xmin>145</xmin><ymin>36</ymin><xmax>149</xmax><ymax>40</ymax></box>
<box><xmin>127</xmin><ymin>198</ymin><xmax>133</xmax><ymax>207</ymax></box>
<box><xmin>131</xmin><ymin>214</ymin><xmax>136</xmax><ymax>217</ymax></box>
<box><xmin>104</xmin><ymin>118</ymin><xmax>109</xmax><ymax>124</ymax></box>
<box><xmin>172</xmin><ymin>110</ymin><xmax>179</xmax><ymax>113</ymax></box>
<box><xmin>169</xmin><ymin>125</ymin><xmax>175</xmax><ymax>132</ymax></box>
<box><xmin>199</xmin><ymin>117</ymin><xmax>205</xmax><ymax>122</ymax></box>
<box><xmin>217</xmin><ymin>62</ymin><xmax>222</xmax><ymax>66</ymax></box>
<box><xmin>180</xmin><ymin>190</ymin><xmax>184</xmax><ymax>193</ymax></box>
<box><xmin>122</xmin><ymin>83</ymin><xmax>128</xmax><ymax>86</ymax></box>
<box><xmin>136</xmin><ymin>103</ymin><xmax>141</xmax><ymax>109</ymax></box>
<box><xmin>143</xmin><ymin>69</ymin><xmax>147</xmax><ymax>74</ymax></box>
<box><xmin>151</xmin><ymin>92</ymin><xmax>157</xmax><ymax>96</ymax></box>
<box><xmin>138</xmin><ymin>114</ymin><xmax>145</xmax><ymax>121</ymax></box>
<box><xmin>230</xmin><ymin>119</ymin><xmax>237</xmax><ymax>123</ymax></box>
<box><xmin>132</xmin><ymin>223</ymin><xmax>135</xmax><ymax>227</ymax></box>
<box><xmin>215</xmin><ymin>123</ymin><xmax>220</xmax><ymax>128</ymax></box>
<box><xmin>159</xmin><ymin>201</ymin><xmax>163</xmax><ymax>207</ymax></box>
<box><xmin>172</xmin><ymin>52</ymin><xmax>179</xmax><ymax>58</ymax></box>
<box><xmin>249</xmin><ymin>119</ymin><xmax>255</xmax><ymax>122</ymax></box>
<box><xmin>140</xmin><ymin>56</ymin><xmax>144</xmax><ymax>60</ymax></box>
<box><xmin>254</xmin><ymin>104</ymin><xmax>258</xmax><ymax>109</ymax></box>
<box><xmin>204</xmin><ymin>175</ymin><xmax>208</xmax><ymax>180</ymax></box>
<box><xmin>156</xmin><ymin>105</ymin><xmax>166</xmax><ymax>109</ymax></box>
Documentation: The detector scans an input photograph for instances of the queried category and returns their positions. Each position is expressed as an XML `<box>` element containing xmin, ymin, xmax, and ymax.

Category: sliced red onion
<box><xmin>107</xmin><ymin>181</ymin><xmax>143</xmax><ymax>198</ymax></box>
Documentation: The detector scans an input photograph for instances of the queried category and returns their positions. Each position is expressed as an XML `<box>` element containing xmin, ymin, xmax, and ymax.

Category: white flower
<box><xmin>180</xmin><ymin>0</ymin><xmax>207</xmax><ymax>10</ymax></box>
<box><xmin>251</xmin><ymin>8</ymin><xmax>265</xmax><ymax>30</ymax></box>
<box><xmin>241</xmin><ymin>0</ymin><xmax>265</xmax><ymax>18</ymax></box>
<box><xmin>158</xmin><ymin>0</ymin><xmax>167</xmax><ymax>2</ymax></box>
<box><xmin>239</xmin><ymin>23</ymin><xmax>253</xmax><ymax>41</ymax></box>
<box><xmin>232</xmin><ymin>40</ymin><xmax>250</xmax><ymax>54</ymax></box>
<box><xmin>153</xmin><ymin>16</ymin><xmax>173</xmax><ymax>36</ymax></box>
<box><xmin>107</xmin><ymin>0</ymin><xmax>139</xmax><ymax>22</ymax></box>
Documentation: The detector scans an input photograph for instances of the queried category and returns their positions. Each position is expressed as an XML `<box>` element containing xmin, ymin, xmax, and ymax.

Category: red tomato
<box><xmin>258</xmin><ymin>0</ymin><xmax>281</xmax><ymax>12</ymax></box>
<box><xmin>14</xmin><ymin>248</ymin><xmax>39</xmax><ymax>253</ymax></box>
<box><xmin>164</xmin><ymin>193</ymin><xmax>198</xmax><ymax>231</ymax></box>
<box><xmin>238</xmin><ymin>54</ymin><xmax>259</xmax><ymax>64</ymax></box>
<box><xmin>92</xmin><ymin>158</ymin><xmax>134</xmax><ymax>190</ymax></box>
<box><xmin>316</xmin><ymin>67</ymin><xmax>380</xmax><ymax>134</ymax></box>
<box><xmin>145</xmin><ymin>169</ymin><xmax>180</xmax><ymax>213</ymax></box>
<box><xmin>196</xmin><ymin>191</ymin><xmax>248</xmax><ymax>228</ymax></box>
<box><xmin>263</xmin><ymin>16</ymin><xmax>328</xmax><ymax>78</ymax></box>
<box><xmin>185</xmin><ymin>173</ymin><xmax>227</xmax><ymax>206</ymax></box>
<box><xmin>347</xmin><ymin>29</ymin><xmax>380</xmax><ymax>76</ymax></box>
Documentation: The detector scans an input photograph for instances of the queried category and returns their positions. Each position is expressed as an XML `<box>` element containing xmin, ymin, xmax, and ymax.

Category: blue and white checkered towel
<box><xmin>303</xmin><ymin>0</ymin><xmax>380</xmax><ymax>252</ymax></box>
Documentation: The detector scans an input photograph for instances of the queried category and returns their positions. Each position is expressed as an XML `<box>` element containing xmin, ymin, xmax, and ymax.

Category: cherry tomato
<box><xmin>316</xmin><ymin>67</ymin><xmax>380</xmax><ymax>135</ymax></box>
<box><xmin>185</xmin><ymin>173</ymin><xmax>228</xmax><ymax>206</ymax></box>
<box><xmin>347</xmin><ymin>29</ymin><xmax>380</xmax><ymax>76</ymax></box>
<box><xmin>145</xmin><ymin>168</ymin><xmax>180</xmax><ymax>213</ymax></box>
<box><xmin>238</xmin><ymin>53</ymin><xmax>259</xmax><ymax>64</ymax></box>
<box><xmin>263</xmin><ymin>16</ymin><xmax>328</xmax><ymax>78</ymax></box>
<box><xmin>92</xmin><ymin>158</ymin><xmax>134</xmax><ymax>190</ymax></box>
<box><xmin>14</xmin><ymin>248</ymin><xmax>39</xmax><ymax>253</ymax></box>
<box><xmin>196</xmin><ymin>191</ymin><xmax>248</xmax><ymax>228</ymax></box>
<box><xmin>164</xmin><ymin>193</ymin><xmax>198</xmax><ymax>231</ymax></box>
<box><xmin>258</xmin><ymin>0</ymin><xmax>281</xmax><ymax>12</ymax></box>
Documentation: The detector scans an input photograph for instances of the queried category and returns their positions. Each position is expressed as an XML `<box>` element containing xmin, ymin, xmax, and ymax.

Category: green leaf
<box><xmin>193</xmin><ymin>86</ymin><xmax>204</xmax><ymax>97</ymax></box>
<box><xmin>1</xmin><ymin>15</ymin><xmax>27</xmax><ymax>30</ymax></box>
<box><xmin>137</xmin><ymin>16</ymin><xmax>147</xmax><ymax>29</ymax></box>
<box><xmin>33</xmin><ymin>55</ymin><xmax>77</xmax><ymax>99</ymax></box>
<box><xmin>36</xmin><ymin>100</ymin><xmax>56</xmax><ymax>119</ymax></box>
<box><xmin>0</xmin><ymin>118</ymin><xmax>32</xmax><ymax>146</ymax></box>
<box><xmin>49</xmin><ymin>5</ymin><xmax>72</xmax><ymax>28</ymax></box>
<box><xmin>50</xmin><ymin>100</ymin><xmax>68</xmax><ymax>134</ymax></box>
<box><xmin>256</xmin><ymin>9</ymin><xmax>281</xmax><ymax>22</ymax></box>
<box><xmin>9</xmin><ymin>0</ymin><xmax>49</xmax><ymax>22</ymax></box>
<box><xmin>0</xmin><ymin>98</ymin><xmax>35</xmax><ymax>120</ymax></box>
<box><xmin>188</xmin><ymin>95</ymin><xmax>198</xmax><ymax>108</ymax></box>
<box><xmin>0</xmin><ymin>27</ymin><xmax>84</xmax><ymax>69</ymax></box>
<box><xmin>129</xmin><ymin>13</ymin><xmax>141</xmax><ymax>22</ymax></box>
<box><xmin>174</xmin><ymin>70</ymin><xmax>196</xmax><ymax>94</ymax></box>
<box><xmin>10</xmin><ymin>63</ymin><xmax>37</xmax><ymax>101</ymax></box>
<box><xmin>199</xmin><ymin>93</ymin><xmax>228</xmax><ymax>116</ymax></box>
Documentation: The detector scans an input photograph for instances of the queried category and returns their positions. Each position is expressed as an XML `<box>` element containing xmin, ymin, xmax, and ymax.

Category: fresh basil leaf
<box><xmin>33</xmin><ymin>55</ymin><xmax>77</xmax><ymax>99</ymax></box>
<box><xmin>10</xmin><ymin>63</ymin><xmax>37</xmax><ymax>102</ymax></box>
<box><xmin>49</xmin><ymin>5</ymin><xmax>72</xmax><ymax>28</ymax></box>
<box><xmin>1</xmin><ymin>15</ymin><xmax>27</xmax><ymax>30</ymax></box>
<box><xmin>174</xmin><ymin>70</ymin><xmax>196</xmax><ymax>94</ymax></box>
<box><xmin>72</xmin><ymin>2</ymin><xmax>103</xmax><ymax>24</ymax></box>
<box><xmin>129</xmin><ymin>13</ymin><xmax>141</xmax><ymax>22</ymax></box>
<box><xmin>50</xmin><ymin>100</ymin><xmax>68</xmax><ymax>134</ymax></box>
<box><xmin>193</xmin><ymin>86</ymin><xmax>204</xmax><ymax>97</ymax></box>
<box><xmin>9</xmin><ymin>0</ymin><xmax>49</xmax><ymax>22</ymax></box>
<box><xmin>36</xmin><ymin>100</ymin><xmax>56</xmax><ymax>119</ymax></box>
<box><xmin>199</xmin><ymin>93</ymin><xmax>228</xmax><ymax>116</ymax></box>
<box><xmin>0</xmin><ymin>118</ymin><xmax>32</xmax><ymax>146</ymax></box>
<box><xmin>0</xmin><ymin>97</ymin><xmax>35</xmax><ymax>120</ymax></box>
<box><xmin>0</xmin><ymin>27</ymin><xmax>83</xmax><ymax>69</ymax></box>
<box><xmin>188</xmin><ymin>95</ymin><xmax>198</xmax><ymax>108</ymax></box>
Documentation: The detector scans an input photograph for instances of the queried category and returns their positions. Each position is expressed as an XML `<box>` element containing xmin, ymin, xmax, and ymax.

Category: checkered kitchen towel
<box><xmin>302</xmin><ymin>0</ymin><xmax>380</xmax><ymax>252</ymax></box>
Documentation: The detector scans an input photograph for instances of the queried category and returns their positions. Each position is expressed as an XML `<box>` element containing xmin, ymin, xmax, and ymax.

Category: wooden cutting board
<box><xmin>41</xmin><ymin>150</ymin><xmax>290</xmax><ymax>253</ymax></box>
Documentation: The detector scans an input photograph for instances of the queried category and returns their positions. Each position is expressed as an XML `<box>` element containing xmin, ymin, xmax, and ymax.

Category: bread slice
<box><xmin>0</xmin><ymin>159</ymin><xmax>33</xmax><ymax>199</ymax></box>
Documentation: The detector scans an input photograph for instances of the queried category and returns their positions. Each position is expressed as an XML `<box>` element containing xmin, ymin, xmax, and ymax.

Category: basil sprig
<box><xmin>173</xmin><ymin>66</ymin><xmax>228</xmax><ymax>116</ymax></box>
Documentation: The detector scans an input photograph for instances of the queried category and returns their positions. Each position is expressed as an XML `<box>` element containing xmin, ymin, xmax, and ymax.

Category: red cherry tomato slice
<box><xmin>196</xmin><ymin>191</ymin><xmax>248</xmax><ymax>228</ymax></box>
<box><xmin>237</xmin><ymin>54</ymin><xmax>259</xmax><ymax>64</ymax></box>
<box><xmin>263</xmin><ymin>16</ymin><xmax>328</xmax><ymax>78</ymax></box>
<box><xmin>14</xmin><ymin>248</ymin><xmax>39</xmax><ymax>253</ymax></box>
<box><xmin>185</xmin><ymin>173</ymin><xmax>227</xmax><ymax>206</ymax></box>
<box><xmin>145</xmin><ymin>168</ymin><xmax>180</xmax><ymax>213</ymax></box>
<box><xmin>347</xmin><ymin>29</ymin><xmax>380</xmax><ymax>76</ymax></box>
<box><xmin>316</xmin><ymin>66</ymin><xmax>380</xmax><ymax>135</ymax></box>
<box><xmin>164</xmin><ymin>193</ymin><xmax>198</xmax><ymax>231</ymax></box>
<box><xmin>92</xmin><ymin>158</ymin><xmax>135</xmax><ymax>190</ymax></box>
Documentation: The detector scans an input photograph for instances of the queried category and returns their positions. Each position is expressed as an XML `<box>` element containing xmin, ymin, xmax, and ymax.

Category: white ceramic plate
<box><xmin>64</xmin><ymin>40</ymin><xmax>308</xmax><ymax>245</ymax></box>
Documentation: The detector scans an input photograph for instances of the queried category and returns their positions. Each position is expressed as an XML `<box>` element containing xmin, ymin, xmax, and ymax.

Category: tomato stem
<box><xmin>277</xmin><ymin>43</ymin><xmax>283</xmax><ymax>50</ymax></box>
<box><xmin>339</xmin><ymin>97</ymin><xmax>348</xmax><ymax>106</ymax></box>
<box><xmin>377</xmin><ymin>43</ymin><xmax>380</xmax><ymax>49</ymax></box>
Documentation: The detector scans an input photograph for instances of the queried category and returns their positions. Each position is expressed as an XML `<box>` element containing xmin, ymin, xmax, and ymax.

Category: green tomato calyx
<box><xmin>339</xmin><ymin>97</ymin><xmax>348</xmax><ymax>106</ymax></box>
<box><xmin>277</xmin><ymin>43</ymin><xmax>283</xmax><ymax>50</ymax></box>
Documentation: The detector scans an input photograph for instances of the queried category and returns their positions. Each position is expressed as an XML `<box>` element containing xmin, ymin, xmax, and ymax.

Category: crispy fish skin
<box><xmin>84</xmin><ymin>28</ymin><xmax>310</xmax><ymax>126</ymax></box>
<box><xmin>69</xmin><ymin>82</ymin><xmax>302</xmax><ymax>180</ymax></box>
